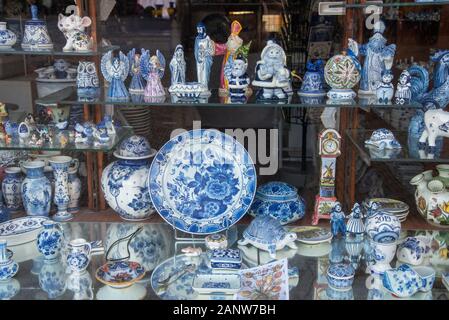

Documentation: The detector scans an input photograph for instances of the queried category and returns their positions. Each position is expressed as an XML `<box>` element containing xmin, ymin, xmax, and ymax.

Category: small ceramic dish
<box><xmin>95</xmin><ymin>261</ymin><xmax>146</xmax><ymax>289</ymax></box>
<box><xmin>326</xmin><ymin>263</ymin><xmax>355</xmax><ymax>291</ymax></box>
<box><xmin>192</xmin><ymin>274</ymin><xmax>241</xmax><ymax>295</ymax></box>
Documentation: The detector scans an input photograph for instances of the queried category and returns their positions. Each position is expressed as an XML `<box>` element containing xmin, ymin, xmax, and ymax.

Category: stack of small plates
<box><xmin>120</xmin><ymin>107</ymin><xmax>152</xmax><ymax>138</ymax></box>
<box><xmin>364</xmin><ymin>198</ymin><xmax>409</xmax><ymax>223</ymax></box>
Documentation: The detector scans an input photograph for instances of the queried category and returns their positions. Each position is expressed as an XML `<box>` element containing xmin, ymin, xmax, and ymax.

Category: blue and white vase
<box><xmin>0</xmin><ymin>22</ymin><xmax>17</xmax><ymax>50</ymax></box>
<box><xmin>249</xmin><ymin>181</ymin><xmax>306</xmax><ymax>225</ymax></box>
<box><xmin>38</xmin><ymin>258</ymin><xmax>67</xmax><ymax>299</ymax></box>
<box><xmin>21</xmin><ymin>161</ymin><xmax>52</xmax><ymax>216</ymax></box>
<box><xmin>21</xmin><ymin>5</ymin><xmax>53</xmax><ymax>51</ymax></box>
<box><xmin>67</xmin><ymin>163</ymin><xmax>81</xmax><ymax>213</ymax></box>
<box><xmin>49</xmin><ymin>156</ymin><xmax>78</xmax><ymax>222</ymax></box>
<box><xmin>0</xmin><ymin>240</ymin><xmax>18</xmax><ymax>281</ymax></box>
<box><xmin>37</xmin><ymin>221</ymin><xmax>64</xmax><ymax>261</ymax></box>
<box><xmin>101</xmin><ymin>135</ymin><xmax>157</xmax><ymax>221</ymax></box>
<box><xmin>2</xmin><ymin>167</ymin><xmax>23</xmax><ymax>212</ymax></box>
<box><xmin>298</xmin><ymin>60</ymin><xmax>326</xmax><ymax>97</ymax></box>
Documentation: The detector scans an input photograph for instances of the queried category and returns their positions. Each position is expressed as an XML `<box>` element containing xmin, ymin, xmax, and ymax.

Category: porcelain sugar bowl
<box><xmin>249</xmin><ymin>181</ymin><xmax>305</xmax><ymax>225</ymax></box>
<box><xmin>101</xmin><ymin>135</ymin><xmax>157</xmax><ymax>221</ymax></box>
<box><xmin>0</xmin><ymin>22</ymin><xmax>17</xmax><ymax>50</ymax></box>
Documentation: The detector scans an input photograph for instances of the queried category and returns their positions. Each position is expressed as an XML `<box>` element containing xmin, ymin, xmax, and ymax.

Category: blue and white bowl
<box><xmin>113</xmin><ymin>135</ymin><xmax>157</xmax><ymax>160</ymax></box>
<box><xmin>326</xmin><ymin>263</ymin><xmax>355</xmax><ymax>291</ymax></box>
<box><xmin>249</xmin><ymin>181</ymin><xmax>306</xmax><ymax>225</ymax></box>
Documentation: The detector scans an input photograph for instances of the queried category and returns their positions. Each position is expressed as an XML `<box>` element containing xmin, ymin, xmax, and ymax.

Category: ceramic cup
<box><xmin>368</xmin><ymin>239</ymin><xmax>397</xmax><ymax>275</ymax></box>
<box><xmin>67</xmin><ymin>238</ymin><xmax>92</xmax><ymax>274</ymax></box>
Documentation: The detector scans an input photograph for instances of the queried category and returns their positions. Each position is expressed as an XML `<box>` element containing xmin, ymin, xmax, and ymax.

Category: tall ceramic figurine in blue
<box><xmin>330</xmin><ymin>201</ymin><xmax>346</xmax><ymax>237</ymax></box>
<box><xmin>101</xmin><ymin>50</ymin><xmax>130</xmax><ymax>101</ymax></box>
<box><xmin>127</xmin><ymin>48</ymin><xmax>147</xmax><ymax>94</ymax></box>
<box><xmin>376</xmin><ymin>69</ymin><xmax>394</xmax><ymax>104</ymax></box>
<box><xmin>194</xmin><ymin>22</ymin><xmax>215</xmax><ymax>88</ymax></box>
<box><xmin>355</xmin><ymin>20</ymin><xmax>396</xmax><ymax>95</ymax></box>
<box><xmin>346</xmin><ymin>203</ymin><xmax>365</xmax><ymax>239</ymax></box>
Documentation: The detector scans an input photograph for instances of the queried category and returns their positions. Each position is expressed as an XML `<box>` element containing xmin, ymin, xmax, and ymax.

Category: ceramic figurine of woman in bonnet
<box><xmin>170</xmin><ymin>44</ymin><xmax>186</xmax><ymax>86</ymax></box>
<box><xmin>252</xmin><ymin>40</ymin><xmax>291</xmax><ymax>100</ymax></box>
<box><xmin>141</xmin><ymin>50</ymin><xmax>166</xmax><ymax>99</ymax></box>
<box><xmin>127</xmin><ymin>48</ymin><xmax>147</xmax><ymax>94</ymax></box>
<box><xmin>101</xmin><ymin>50</ymin><xmax>130</xmax><ymax>101</ymax></box>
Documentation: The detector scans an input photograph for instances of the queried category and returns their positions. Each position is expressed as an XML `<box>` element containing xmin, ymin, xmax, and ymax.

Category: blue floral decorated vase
<box><xmin>249</xmin><ymin>181</ymin><xmax>305</xmax><ymax>225</ymax></box>
<box><xmin>0</xmin><ymin>240</ymin><xmax>18</xmax><ymax>281</ymax></box>
<box><xmin>36</xmin><ymin>221</ymin><xmax>64</xmax><ymax>261</ymax></box>
<box><xmin>2</xmin><ymin>167</ymin><xmax>23</xmax><ymax>212</ymax></box>
<box><xmin>21</xmin><ymin>161</ymin><xmax>52</xmax><ymax>217</ymax></box>
<box><xmin>0</xmin><ymin>22</ymin><xmax>16</xmax><ymax>50</ymax></box>
<box><xmin>101</xmin><ymin>135</ymin><xmax>157</xmax><ymax>221</ymax></box>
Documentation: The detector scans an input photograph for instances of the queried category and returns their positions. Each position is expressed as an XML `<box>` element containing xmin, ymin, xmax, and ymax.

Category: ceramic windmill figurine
<box><xmin>141</xmin><ymin>50</ymin><xmax>166</xmax><ymax>98</ymax></box>
<box><xmin>101</xmin><ymin>50</ymin><xmax>130</xmax><ymax>101</ymax></box>
<box><xmin>127</xmin><ymin>48</ymin><xmax>147</xmax><ymax>94</ymax></box>
<box><xmin>346</xmin><ymin>203</ymin><xmax>365</xmax><ymax>239</ymax></box>
<box><xmin>169</xmin><ymin>44</ymin><xmax>186</xmax><ymax>87</ymax></box>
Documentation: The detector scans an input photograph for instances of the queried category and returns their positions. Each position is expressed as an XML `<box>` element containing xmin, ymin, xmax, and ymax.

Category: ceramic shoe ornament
<box><xmin>382</xmin><ymin>264</ymin><xmax>435</xmax><ymax>298</ymax></box>
<box><xmin>351</xmin><ymin>20</ymin><xmax>396</xmax><ymax>96</ymax></box>
<box><xmin>324</xmin><ymin>39</ymin><xmax>361</xmax><ymax>101</ymax></box>
<box><xmin>346</xmin><ymin>203</ymin><xmax>365</xmax><ymax>239</ymax></box>
<box><xmin>376</xmin><ymin>69</ymin><xmax>394</xmax><ymax>104</ymax></box>
<box><xmin>252</xmin><ymin>40</ymin><xmax>291</xmax><ymax>100</ymax></box>
<box><xmin>226</xmin><ymin>52</ymin><xmax>251</xmax><ymax>103</ymax></box>
<box><xmin>365</xmin><ymin>129</ymin><xmax>402</xmax><ymax>150</ymax></box>
<box><xmin>238</xmin><ymin>215</ymin><xmax>297</xmax><ymax>259</ymax></box>
<box><xmin>21</xmin><ymin>4</ymin><xmax>53</xmax><ymax>51</ymax></box>
<box><xmin>141</xmin><ymin>49</ymin><xmax>166</xmax><ymax>99</ymax></box>
<box><xmin>77</xmin><ymin>61</ymin><xmax>100</xmax><ymax>98</ymax></box>
<box><xmin>0</xmin><ymin>22</ymin><xmax>17</xmax><ymax>50</ymax></box>
<box><xmin>58</xmin><ymin>12</ymin><xmax>93</xmax><ymax>52</ymax></box>
<box><xmin>101</xmin><ymin>50</ymin><xmax>130</xmax><ymax>101</ymax></box>
<box><xmin>298</xmin><ymin>60</ymin><xmax>326</xmax><ymax>97</ymax></box>
<box><xmin>396</xmin><ymin>236</ymin><xmax>431</xmax><ymax>266</ymax></box>
<box><xmin>394</xmin><ymin>70</ymin><xmax>412</xmax><ymax>105</ymax></box>
<box><xmin>419</xmin><ymin>108</ymin><xmax>449</xmax><ymax>157</ymax></box>
<box><xmin>249</xmin><ymin>181</ymin><xmax>306</xmax><ymax>225</ymax></box>
<box><xmin>330</xmin><ymin>202</ymin><xmax>346</xmax><ymax>237</ymax></box>
<box><xmin>127</xmin><ymin>48</ymin><xmax>147</xmax><ymax>94</ymax></box>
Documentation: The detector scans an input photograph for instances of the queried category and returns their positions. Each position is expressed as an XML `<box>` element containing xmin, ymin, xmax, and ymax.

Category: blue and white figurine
<box><xmin>365</xmin><ymin>128</ymin><xmax>402</xmax><ymax>149</ymax></box>
<box><xmin>127</xmin><ymin>48</ymin><xmax>147</xmax><ymax>94</ymax></box>
<box><xmin>21</xmin><ymin>161</ymin><xmax>52</xmax><ymax>217</ymax></box>
<box><xmin>101</xmin><ymin>50</ymin><xmax>130</xmax><ymax>101</ymax></box>
<box><xmin>298</xmin><ymin>60</ymin><xmax>326</xmax><ymax>97</ymax></box>
<box><xmin>354</xmin><ymin>20</ymin><xmax>396</xmax><ymax>95</ymax></box>
<box><xmin>394</xmin><ymin>70</ymin><xmax>412</xmax><ymax>105</ymax></box>
<box><xmin>252</xmin><ymin>40</ymin><xmax>291</xmax><ymax>100</ymax></box>
<box><xmin>238</xmin><ymin>215</ymin><xmax>297</xmax><ymax>259</ymax></box>
<box><xmin>0</xmin><ymin>22</ymin><xmax>17</xmax><ymax>50</ymax></box>
<box><xmin>2</xmin><ymin>167</ymin><xmax>23</xmax><ymax>212</ymax></box>
<box><xmin>346</xmin><ymin>203</ymin><xmax>365</xmax><ymax>239</ymax></box>
<box><xmin>330</xmin><ymin>202</ymin><xmax>346</xmax><ymax>237</ymax></box>
<box><xmin>21</xmin><ymin>4</ymin><xmax>53</xmax><ymax>51</ymax></box>
<box><xmin>37</xmin><ymin>221</ymin><xmax>64</xmax><ymax>261</ymax></box>
<box><xmin>49</xmin><ymin>156</ymin><xmax>77</xmax><ymax>222</ymax></box>
<box><xmin>0</xmin><ymin>240</ymin><xmax>18</xmax><ymax>281</ymax></box>
<box><xmin>226</xmin><ymin>53</ymin><xmax>251</xmax><ymax>103</ymax></box>
<box><xmin>194</xmin><ymin>22</ymin><xmax>215</xmax><ymax>89</ymax></box>
<box><xmin>169</xmin><ymin>44</ymin><xmax>186</xmax><ymax>87</ymax></box>
<box><xmin>77</xmin><ymin>61</ymin><xmax>100</xmax><ymax>98</ymax></box>
<box><xmin>376</xmin><ymin>69</ymin><xmax>394</xmax><ymax>104</ymax></box>
<box><xmin>141</xmin><ymin>49</ymin><xmax>166</xmax><ymax>98</ymax></box>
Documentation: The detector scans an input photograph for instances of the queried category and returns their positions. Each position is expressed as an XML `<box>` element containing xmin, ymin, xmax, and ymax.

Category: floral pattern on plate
<box><xmin>149</xmin><ymin>129</ymin><xmax>257</xmax><ymax>234</ymax></box>
<box><xmin>95</xmin><ymin>261</ymin><xmax>145</xmax><ymax>288</ymax></box>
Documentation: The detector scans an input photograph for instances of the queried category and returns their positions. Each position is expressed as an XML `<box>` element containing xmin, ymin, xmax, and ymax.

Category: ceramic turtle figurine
<box><xmin>238</xmin><ymin>215</ymin><xmax>297</xmax><ymax>258</ymax></box>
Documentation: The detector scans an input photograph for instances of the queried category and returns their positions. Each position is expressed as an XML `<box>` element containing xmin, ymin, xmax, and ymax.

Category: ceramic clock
<box><xmin>313</xmin><ymin>129</ymin><xmax>342</xmax><ymax>225</ymax></box>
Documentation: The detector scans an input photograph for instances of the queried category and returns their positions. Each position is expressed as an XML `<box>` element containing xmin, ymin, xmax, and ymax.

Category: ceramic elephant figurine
<box><xmin>58</xmin><ymin>13</ymin><xmax>92</xmax><ymax>52</ymax></box>
<box><xmin>419</xmin><ymin>108</ymin><xmax>449</xmax><ymax>157</ymax></box>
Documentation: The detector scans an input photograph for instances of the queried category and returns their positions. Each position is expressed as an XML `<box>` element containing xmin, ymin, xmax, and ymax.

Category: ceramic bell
<box><xmin>298</xmin><ymin>60</ymin><xmax>326</xmax><ymax>97</ymax></box>
<box><xmin>22</xmin><ymin>5</ymin><xmax>53</xmax><ymax>51</ymax></box>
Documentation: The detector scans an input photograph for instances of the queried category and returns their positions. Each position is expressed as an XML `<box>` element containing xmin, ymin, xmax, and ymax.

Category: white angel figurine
<box><xmin>127</xmin><ymin>48</ymin><xmax>147</xmax><ymax>94</ymax></box>
<box><xmin>101</xmin><ymin>50</ymin><xmax>130</xmax><ymax>101</ymax></box>
<box><xmin>141</xmin><ymin>49</ymin><xmax>166</xmax><ymax>97</ymax></box>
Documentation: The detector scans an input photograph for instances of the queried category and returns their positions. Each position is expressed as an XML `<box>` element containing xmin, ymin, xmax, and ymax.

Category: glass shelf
<box><xmin>0</xmin><ymin>46</ymin><xmax>119</xmax><ymax>57</ymax></box>
<box><xmin>346</xmin><ymin>129</ymin><xmax>449</xmax><ymax>165</ymax></box>
<box><xmin>0</xmin><ymin>126</ymin><xmax>133</xmax><ymax>152</ymax></box>
<box><xmin>35</xmin><ymin>86</ymin><xmax>424</xmax><ymax>109</ymax></box>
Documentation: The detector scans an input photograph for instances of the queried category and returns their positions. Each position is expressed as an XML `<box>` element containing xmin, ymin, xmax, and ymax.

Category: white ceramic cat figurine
<box><xmin>58</xmin><ymin>13</ymin><xmax>92</xmax><ymax>52</ymax></box>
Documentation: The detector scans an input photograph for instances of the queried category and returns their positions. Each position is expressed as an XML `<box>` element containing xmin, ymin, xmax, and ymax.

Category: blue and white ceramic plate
<box><xmin>149</xmin><ymin>129</ymin><xmax>257</xmax><ymax>234</ymax></box>
<box><xmin>0</xmin><ymin>216</ymin><xmax>48</xmax><ymax>246</ymax></box>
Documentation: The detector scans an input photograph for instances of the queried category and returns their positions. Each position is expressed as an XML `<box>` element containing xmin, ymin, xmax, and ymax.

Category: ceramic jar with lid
<box><xmin>101</xmin><ymin>135</ymin><xmax>157</xmax><ymax>221</ymax></box>
<box><xmin>249</xmin><ymin>181</ymin><xmax>306</xmax><ymax>225</ymax></box>
<box><xmin>0</xmin><ymin>22</ymin><xmax>17</xmax><ymax>50</ymax></box>
<box><xmin>326</xmin><ymin>263</ymin><xmax>355</xmax><ymax>290</ymax></box>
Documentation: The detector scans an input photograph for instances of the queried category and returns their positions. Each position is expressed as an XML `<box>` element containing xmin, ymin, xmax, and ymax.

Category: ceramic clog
<box><xmin>396</xmin><ymin>236</ymin><xmax>431</xmax><ymax>265</ymax></box>
<box><xmin>382</xmin><ymin>264</ymin><xmax>423</xmax><ymax>298</ymax></box>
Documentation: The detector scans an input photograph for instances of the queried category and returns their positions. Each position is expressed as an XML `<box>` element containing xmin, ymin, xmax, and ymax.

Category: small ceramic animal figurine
<box><xmin>346</xmin><ymin>203</ymin><xmax>365</xmax><ymax>239</ymax></box>
<box><xmin>226</xmin><ymin>52</ymin><xmax>250</xmax><ymax>102</ymax></box>
<box><xmin>101</xmin><ymin>50</ymin><xmax>130</xmax><ymax>101</ymax></box>
<box><xmin>252</xmin><ymin>40</ymin><xmax>291</xmax><ymax>100</ymax></box>
<box><xmin>127</xmin><ymin>48</ymin><xmax>147</xmax><ymax>94</ymax></box>
<box><xmin>419</xmin><ymin>108</ymin><xmax>449</xmax><ymax>156</ymax></box>
<box><xmin>58</xmin><ymin>12</ymin><xmax>93</xmax><ymax>52</ymax></box>
<box><xmin>394</xmin><ymin>70</ymin><xmax>412</xmax><ymax>105</ymax></box>
<box><xmin>238</xmin><ymin>215</ymin><xmax>297</xmax><ymax>259</ymax></box>
<box><xmin>376</xmin><ymin>69</ymin><xmax>394</xmax><ymax>104</ymax></box>
<box><xmin>170</xmin><ymin>44</ymin><xmax>187</xmax><ymax>88</ymax></box>
<box><xmin>330</xmin><ymin>202</ymin><xmax>346</xmax><ymax>237</ymax></box>
<box><xmin>141</xmin><ymin>50</ymin><xmax>166</xmax><ymax>98</ymax></box>
<box><xmin>77</xmin><ymin>61</ymin><xmax>100</xmax><ymax>96</ymax></box>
